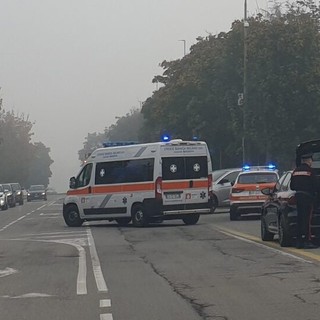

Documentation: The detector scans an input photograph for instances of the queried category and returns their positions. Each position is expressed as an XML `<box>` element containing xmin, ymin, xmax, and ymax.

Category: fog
<box><xmin>0</xmin><ymin>0</ymin><xmax>271</xmax><ymax>192</ymax></box>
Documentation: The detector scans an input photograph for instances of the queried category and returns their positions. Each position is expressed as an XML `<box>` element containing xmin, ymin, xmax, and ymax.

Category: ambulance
<box><xmin>63</xmin><ymin>139</ymin><xmax>213</xmax><ymax>227</ymax></box>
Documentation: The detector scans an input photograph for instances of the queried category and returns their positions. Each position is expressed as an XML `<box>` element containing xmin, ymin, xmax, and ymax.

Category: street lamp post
<box><xmin>242</xmin><ymin>0</ymin><xmax>249</xmax><ymax>164</ymax></box>
<box><xmin>179</xmin><ymin>39</ymin><xmax>186</xmax><ymax>56</ymax></box>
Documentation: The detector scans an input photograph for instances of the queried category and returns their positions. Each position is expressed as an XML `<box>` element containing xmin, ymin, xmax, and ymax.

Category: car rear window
<box><xmin>238</xmin><ymin>172</ymin><xmax>278</xmax><ymax>184</ymax></box>
<box><xmin>162</xmin><ymin>156</ymin><xmax>208</xmax><ymax>181</ymax></box>
<box><xmin>30</xmin><ymin>185</ymin><xmax>45</xmax><ymax>191</ymax></box>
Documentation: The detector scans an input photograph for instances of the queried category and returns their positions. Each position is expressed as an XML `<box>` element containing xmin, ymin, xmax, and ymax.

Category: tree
<box><xmin>141</xmin><ymin>0</ymin><xmax>320</xmax><ymax>171</ymax></box>
<box><xmin>0</xmin><ymin>109</ymin><xmax>53</xmax><ymax>187</ymax></box>
<box><xmin>26</xmin><ymin>142</ymin><xmax>54</xmax><ymax>188</ymax></box>
<box><xmin>78</xmin><ymin>108</ymin><xmax>143</xmax><ymax>162</ymax></box>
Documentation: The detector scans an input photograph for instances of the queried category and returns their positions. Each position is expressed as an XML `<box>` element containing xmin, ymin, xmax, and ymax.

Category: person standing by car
<box><xmin>290</xmin><ymin>153</ymin><xmax>318</xmax><ymax>249</ymax></box>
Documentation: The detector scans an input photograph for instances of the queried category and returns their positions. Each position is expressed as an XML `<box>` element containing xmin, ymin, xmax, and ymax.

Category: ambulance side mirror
<box><xmin>69</xmin><ymin>177</ymin><xmax>76</xmax><ymax>189</ymax></box>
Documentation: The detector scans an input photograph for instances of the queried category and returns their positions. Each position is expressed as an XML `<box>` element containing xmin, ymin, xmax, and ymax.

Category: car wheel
<box><xmin>131</xmin><ymin>204</ymin><xmax>148</xmax><ymax>227</ymax></box>
<box><xmin>63</xmin><ymin>204</ymin><xmax>84</xmax><ymax>227</ymax></box>
<box><xmin>261</xmin><ymin>216</ymin><xmax>274</xmax><ymax>241</ymax></box>
<box><xmin>1</xmin><ymin>203</ymin><xmax>8</xmax><ymax>210</ymax></box>
<box><xmin>278</xmin><ymin>214</ymin><xmax>292</xmax><ymax>247</ymax></box>
<box><xmin>182</xmin><ymin>213</ymin><xmax>200</xmax><ymax>225</ymax></box>
<box><xmin>230</xmin><ymin>206</ymin><xmax>239</xmax><ymax>221</ymax></box>
<box><xmin>115</xmin><ymin>217</ymin><xmax>131</xmax><ymax>226</ymax></box>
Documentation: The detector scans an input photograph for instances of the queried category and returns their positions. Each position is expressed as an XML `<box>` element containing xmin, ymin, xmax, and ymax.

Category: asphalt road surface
<box><xmin>1</xmin><ymin>199</ymin><xmax>320</xmax><ymax>320</ymax></box>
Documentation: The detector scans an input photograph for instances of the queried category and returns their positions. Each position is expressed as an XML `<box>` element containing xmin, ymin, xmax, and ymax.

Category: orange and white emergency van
<box><xmin>229</xmin><ymin>165</ymin><xmax>279</xmax><ymax>221</ymax></box>
<box><xmin>63</xmin><ymin>139</ymin><xmax>213</xmax><ymax>227</ymax></box>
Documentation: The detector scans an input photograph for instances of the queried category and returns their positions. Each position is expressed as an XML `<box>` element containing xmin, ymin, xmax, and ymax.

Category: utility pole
<box><xmin>179</xmin><ymin>39</ymin><xmax>186</xmax><ymax>56</ymax></box>
<box><xmin>242</xmin><ymin>0</ymin><xmax>249</xmax><ymax>164</ymax></box>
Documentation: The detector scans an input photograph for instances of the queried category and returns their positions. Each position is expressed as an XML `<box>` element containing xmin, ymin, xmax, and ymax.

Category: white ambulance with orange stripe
<box><xmin>63</xmin><ymin>139</ymin><xmax>213</xmax><ymax>227</ymax></box>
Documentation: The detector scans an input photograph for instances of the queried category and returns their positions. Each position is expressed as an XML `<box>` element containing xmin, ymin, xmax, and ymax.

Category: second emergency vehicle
<box><xmin>229</xmin><ymin>165</ymin><xmax>279</xmax><ymax>220</ymax></box>
<box><xmin>63</xmin><ymin>139</ymin><xmax>213</xmax><ymax>227</ymax></box>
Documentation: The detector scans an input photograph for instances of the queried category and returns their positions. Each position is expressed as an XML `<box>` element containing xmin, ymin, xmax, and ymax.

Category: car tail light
<box><xmin>155</xmin><ymin>176</ymin><xmax>162</xmax><ymax>200</ymax></box>
<box><xmin>287</xmin><ymin>196</ymin><xmax>296</xmax><ymax>205</ymax></box>
<box><xmin>208</xmin><ymin>174</ymin><xmax>212</xmax><ymax>191</ymax></box>
<box><xmin>231</xmin><ymin>188</ymin><xmax>244</xmax><ymax>193</ymax></box>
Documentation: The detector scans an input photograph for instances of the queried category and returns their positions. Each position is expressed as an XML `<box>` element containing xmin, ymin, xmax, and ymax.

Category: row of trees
<box><xmin>80</xmin><ymin>0</ymin><xmax>320</xmax><ymax>172</ymax></box>
<box><xmin>0</xmin><ymin>99</ymin><xmax>53</xmax><ymax>188</ymax></box>
<box><xmin>78</xmin><ymin>108</ymin><xmax>143</xmax><ymax>162</ymax></box>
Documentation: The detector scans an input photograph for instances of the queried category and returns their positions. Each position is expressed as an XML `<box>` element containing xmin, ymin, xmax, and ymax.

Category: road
<box><xmin>1</xmin><ymin>199</ymin><xmax>320</xmax><ymax>320</ymax></box>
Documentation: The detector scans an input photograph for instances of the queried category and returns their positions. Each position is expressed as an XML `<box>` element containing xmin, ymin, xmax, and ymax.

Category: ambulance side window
<box><xmin>95</xmin><ymin>159</ymin><xmax>154</xmax><ymax>184</ymax></box>
<box><xmin>76</xmin><ymin>163</ymin><xmax>93</xmax><ymax>188</ymax></box>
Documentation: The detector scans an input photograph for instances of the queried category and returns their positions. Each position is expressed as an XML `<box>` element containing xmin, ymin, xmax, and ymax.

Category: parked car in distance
<box><xmin>10</xmin><ymin>183</ymin><xmax>24</xmax><ymax>205</ymax></box>
<box><xmin>27</xmin><ymin>185</ymin><xmax>47</xmax><ymax>201</ymax></box>
<box><xmin>0</xmin><ymin>184</ymin><xmax>8</xmax><ymax>210</ymax></box>
<box><xmin>2</xmin><ymin>183</ymin><xmax>16</xmax><ymax>207</ymax></box>
<box><xmin>261</xmin><ymin>139</ymin><xmax>320</xmax><ymax>247</ymax></box>
<box><xmin>211</xmin><ymin>168</ymin><xmax>241</xmax><ymax>212</ymax></box>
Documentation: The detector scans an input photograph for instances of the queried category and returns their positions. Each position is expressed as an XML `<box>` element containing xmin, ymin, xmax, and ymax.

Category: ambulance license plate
<box><xmin>249</xmin><ymin>190</ymin><xmax>260</xmax><ymax>195</ymax></box>
<box><xmin>166</xmin><ymin>193</ymin><xmax>181</xmax><ymax>199</ymax></box>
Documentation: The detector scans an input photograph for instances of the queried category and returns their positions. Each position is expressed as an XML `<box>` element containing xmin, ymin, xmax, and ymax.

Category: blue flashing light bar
<box><xmin>161</xmin><ymin>134</ymin><xmax>171</xmax><ymax>142</ymax></box>
<box><xmin>267</xmin><ymin>163</ymin><xmax>276</xmax><ymax>170</ymax></box>
<box><xmin>103</xmin><ymin>141</ymin><xmax>139</xmax><ymax>147</ymax></box>
<box><xmin>242</xmin><ymin>164</ymin><xmax>277</xmax><ymax>171</ymax></box>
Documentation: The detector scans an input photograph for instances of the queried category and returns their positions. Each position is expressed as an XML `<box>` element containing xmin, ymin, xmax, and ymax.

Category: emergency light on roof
<box><xmin>242</xmin><ymin>164</ymin><xmax>277</xmax><ymax>171</ymax></box>
<box><xmin>161</xmin><ymin>134</ymin><xmax>171</xmax><ymax>142</ymax></box>
<box><xmin>102</xmin><ymin>141</ymin><xmax>138</xmax><ymax>147</ymax></box>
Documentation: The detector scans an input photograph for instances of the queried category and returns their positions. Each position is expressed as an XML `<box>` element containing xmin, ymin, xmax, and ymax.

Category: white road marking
<box><xmin>40</xmin><ymin>239</ymin><xmax>88</xmax><ymax>295</ymax></box>
<box><xmin>87</xmin><ymin>228</ymin><xmax>108</xmax><ymax>292</ymax></box>
<box><xmin>0</xmin><ymin>267</ymin><xmax>18</xmax><ymax>278</ymax></box>
<box><xmin>22</xmin><ymin>231</ymin><xmax>87</xmax><ymax>237</ymax></box>
<box><xmin>100</xmin><ymin>314</ymin><xmax>113</xmax><ymax>320</ymax></box>
<box><xmin>0</xmin><ymin>202</ymin><xmax>53</xmax><ymax>232</ymax></box>
<box><xmin>1</xmin><ymin>293</ymin><xmax>53</xmax><ymax>299</ymax></box>
<box><xmin>100</xmin><ymin>299</ymin><xmax>111</xmax><ymax>308</ymax></box>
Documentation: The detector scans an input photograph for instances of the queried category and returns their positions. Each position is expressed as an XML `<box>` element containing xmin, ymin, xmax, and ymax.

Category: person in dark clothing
<box><xmin>290</xmin><ymin>153</ymin><xmax>318</xmax><ymax>249</ymax></box>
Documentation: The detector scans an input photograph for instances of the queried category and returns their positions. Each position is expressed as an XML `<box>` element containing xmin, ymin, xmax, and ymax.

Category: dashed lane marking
<box><xmin>100</xmin><ymin>299</ymin><xmax>111</xmax><ymax>308</ymax></box>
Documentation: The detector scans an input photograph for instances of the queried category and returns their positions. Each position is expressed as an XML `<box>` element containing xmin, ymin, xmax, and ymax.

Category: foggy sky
<box><xmin>0</xmin><ymin>0</ymin><xmax>271</xmax><ymax>192</ymax></box>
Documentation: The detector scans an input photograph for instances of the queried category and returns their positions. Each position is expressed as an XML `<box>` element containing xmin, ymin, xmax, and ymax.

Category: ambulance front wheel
<box><xmin>132</xmin><ymin>204</ymin><xmax>149</xmax><ymax>227</ymax></box>
<box><xmin>63</xmin><ymin>204</ymin><xmax>84</xmax><ymax>227</ymax></box>
<box><xmin>182</xmin><ymin>213</ymin><xmax>200</xmax><ymax>225</ymax></box>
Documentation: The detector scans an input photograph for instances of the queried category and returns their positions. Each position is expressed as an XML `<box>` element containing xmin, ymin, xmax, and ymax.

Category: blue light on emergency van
<box><xmin>161</xmin><ymin>134</ymin><xmax>171</xmax><ymax>142</ymax></box>
<box><xmin>243</xmin><ymin>164</ymin><xmax>250</xmax><ymax>171</ymax></box>
<box><xmin>267</xmin><ymin>163</ymin><xmax>276</xmax><ymax>170</ymax></box>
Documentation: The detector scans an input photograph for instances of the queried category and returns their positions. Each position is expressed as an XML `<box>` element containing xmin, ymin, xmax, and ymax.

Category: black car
<box><xmin>27</xmin><ymin>185</ymin><xmax>47</xmax><ymax>201</ymax></box>
<box><xmin>10</xmin><ymin>183</ymin><xmax>24</xmax><ymax>205</ymax></box>
<box><xmin>2</xmin><ymin>183</ymin><xmax>16</xmax><ymax>207</ymax></box>
<box><xmin>260</xmin><ymin>139</ymin><xmax>320</xmax><ymax>247</ymax></box>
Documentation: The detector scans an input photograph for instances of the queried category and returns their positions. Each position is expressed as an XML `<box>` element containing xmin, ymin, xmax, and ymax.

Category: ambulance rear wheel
<box><xmin>63</xmin><ymin>204</ymin><xmax>84</xmax><ymax>227</ymax></box>
<box><xmin>132</xmin><ymin>204</ymin><xmax>148</xmax><ymax>227</ymax></box>
<box><xmin>182</xmin><ymin>213</ymin><xmax>200</xmax><ymax>225</ymax></box>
